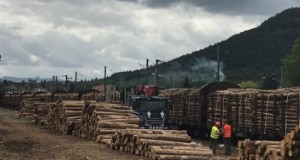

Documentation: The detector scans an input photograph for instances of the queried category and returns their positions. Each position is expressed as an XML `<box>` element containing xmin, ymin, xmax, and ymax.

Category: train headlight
<box><xmin>160</xmin><ymin>111</ymin><xmax>165</xmax><ymax>118</ymax></box>
<box><xmin>147</xmin><ymin>111</ymin><xmax>151</xmax><ymax>118</ymax></box>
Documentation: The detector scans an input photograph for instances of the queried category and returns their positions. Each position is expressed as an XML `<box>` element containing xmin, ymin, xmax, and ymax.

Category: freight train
<box><xmin>0</xmin><ymin>89</ymin><xmax>105</xmax><ymax>108</ymax></box>
<box><xmin>159</xmin><ymin>82</ymin><xmax>240</xmax><ymax>138</ymax></box>
<box><xmin>2</xmin><ymin>83</ymin><xmax>297</xmax><ymax>141</ymax></box>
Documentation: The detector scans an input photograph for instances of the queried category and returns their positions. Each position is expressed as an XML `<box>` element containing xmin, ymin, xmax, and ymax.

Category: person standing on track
<box><xmin>223</xmin><ymin>120</ymin><xmax>232</xmax><ymax>155</ymax></box>
<box><xmin>209</xmin><ymin>121</ymin><xmax>221</xmax><ymax>154</ymax></box>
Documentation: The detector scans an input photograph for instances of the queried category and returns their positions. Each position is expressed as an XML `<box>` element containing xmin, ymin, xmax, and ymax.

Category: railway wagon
<box><xmin>1</xmin><ymin>94</ymin><xmax>11</xmax><ymax>107</ymax></box>
<box><xmin>207</xmin><ymin>87</ymin><xmax>300</xmax><ymax>140</ymax></box>
<box><xmin>159</xmin><ymin>82</ymin><xmax>240</xmax><ymax>137</ymax></box>
<box><xmin>78</xmin><ymin>89</ymin><xmax>100</xmax><ymax>101</ymax></box>
<box><xmin>34</xmin><ymin>91</ymin><xmax>52</xmax><ymax>103</ymax></box>
<box><xmin>52</xmin><ymin>90</ymin><xmax>78</xmax><ymax>102</ymax></box>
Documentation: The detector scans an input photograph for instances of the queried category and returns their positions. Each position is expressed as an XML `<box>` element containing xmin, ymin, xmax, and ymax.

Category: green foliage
<box><xmin>103</xmin><ymin>8</ymin><xmax>300</xmax><ymax>89</ymax></box>
<box><xmin>239</xmin><ymin>81</ymin><xmax>259</xmax><ymax>89</ymax></box>
<box><xmin>282</xmin><ymin>37</ymin><xmax>300</xmax><ymax>86</ymax></box>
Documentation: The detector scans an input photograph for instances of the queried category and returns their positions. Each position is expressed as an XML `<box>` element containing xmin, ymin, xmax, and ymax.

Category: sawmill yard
<box><xmin>0</xmin><ymin>107</ymin><xmax>237</xmax><ymax>160</ymax></box>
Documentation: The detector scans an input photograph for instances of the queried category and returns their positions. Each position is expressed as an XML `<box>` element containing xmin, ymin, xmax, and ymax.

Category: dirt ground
<box><xmin>0</xmin><ymin>107</ymin><xmax>238</xmax><ymax>160</ymax></box>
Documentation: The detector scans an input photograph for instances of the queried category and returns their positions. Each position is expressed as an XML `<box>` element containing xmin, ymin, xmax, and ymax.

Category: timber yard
<box><xmin>0</xmin><ymin>83</ymin><xmax>300</xmax><ymax>160</ymax></box>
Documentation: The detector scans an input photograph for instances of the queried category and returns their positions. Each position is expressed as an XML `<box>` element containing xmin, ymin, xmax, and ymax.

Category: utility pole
<box><xmin>155</xmin><ymin>59</ymin><xmax>159</xmax><ymax>86</ymax></box>
<box><xmin>280</xmin><ymin>67</ymin><xmax>283</xmax><ymax>88</ymax></box>
<box><xmin>75</xmin><ymin>72</ymin><xmax>77</xmax><ymax>91</ymax></box>
<box><xmin>55</xmin><ymin>76</ymin><xmax>58</xmax><ymax>91</ymax></box>
<box><xmin>217</xmin><ymin>45</ymin><xmax>220</xmax><ymax>83</ymax></box>
<box><xmin>104</xmin><ymin>66</ymin><xmax>107</xmax><ymax>102</ymax></box>
<box><xmin>170</xmin><ymin>75</ymin><xmax>173</xmax><ymax>88</ymax></box>
<box><xmin>52</xmin><ymin>76</ymin><xmax>55</xmax><ymax>92</ymax></box>
<box><xmin>146</xmin><ymin>59</ymin><xmax>149</xmax><ymax>84</ymax></box>
<box><xmin>63</xmin><ymin>75</ymin><xmax>71</xmax><ymax>91</ymax></box>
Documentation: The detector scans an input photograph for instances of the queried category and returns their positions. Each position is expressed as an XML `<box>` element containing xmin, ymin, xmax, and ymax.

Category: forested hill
<box><xmin>108</xmin><ymin>7</ymin><xmax>300</xmax><ymax>88</ymax></box>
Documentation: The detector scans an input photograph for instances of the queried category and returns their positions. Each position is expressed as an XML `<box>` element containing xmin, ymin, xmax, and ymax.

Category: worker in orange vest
<box><xmin>223</xmin><ymin>120</ymin><xmax>232</xmax><ymax>155</ymax></box>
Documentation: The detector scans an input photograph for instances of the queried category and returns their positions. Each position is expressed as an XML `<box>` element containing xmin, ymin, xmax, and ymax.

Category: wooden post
<box><xmin>273</xmin><ymin>95</ymin><xmax>277</xmax><ymax>138</ymax></box>
<box><xmin>242</xmin><ymin>95</ymin><xmax>246</xmax><ymax>134</ymax></box>
<box><xmin>281</xmin><ymin>94</ymin><xmax>285</xmax><ymax>135</ymax></box>
<box><xmin>261</xmin><ymin>94</ymin><xmax>264</xmax><ymax>139</ymax></box>
<box><xmin>235</xmin><ymin>94</ymin><xmax>239</xmax><ymax>133</ymax></box>
<box><xmin>253</xmin><ymin>94</ymin><xmax>258</xmax><ymax>135</ymax></box>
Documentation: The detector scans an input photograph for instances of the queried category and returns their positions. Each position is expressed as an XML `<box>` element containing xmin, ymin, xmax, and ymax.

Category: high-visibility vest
<box><xmin>223</xmin><ymin>124</ymin><xmax>231</xmax><ymax>138</ymax></box>
<box><xmin>210</xmin><ymin>126</ymin><xmax>219</xmax><ymax>139</ymax></box>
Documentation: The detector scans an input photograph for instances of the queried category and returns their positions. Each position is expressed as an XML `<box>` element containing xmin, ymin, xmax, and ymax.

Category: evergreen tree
<box><xmin>282</xmin><ymin>36</ymin><xmax>300</xmax><ymax>86</ymax></box>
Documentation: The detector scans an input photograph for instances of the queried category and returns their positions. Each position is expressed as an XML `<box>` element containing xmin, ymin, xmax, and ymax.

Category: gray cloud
<box><xmin>0</xmin><ymin>0</ymin><xmax>298</xmax><ymax>79</ymax></box>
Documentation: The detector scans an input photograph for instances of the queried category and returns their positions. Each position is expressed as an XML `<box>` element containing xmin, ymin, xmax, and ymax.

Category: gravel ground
<box><xmin>0</xmin><ymin>107</ymin><xmax>238</xmax><ymax>160</ymax></box>
<box><xmin>0</xmin><ymin>107</ymin><xmax>144</xmax><ymax>160</ymax></box>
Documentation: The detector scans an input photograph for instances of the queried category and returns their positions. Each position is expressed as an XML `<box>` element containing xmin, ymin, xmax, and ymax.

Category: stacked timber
<box><xmin>207</xmin><ymin>89</ymin><xmax>259</xmax><ymax>137</ymax></box>
<box><xmin>237</xmin><ymin>139</ymin><xmax>257</xmax><ymax>160</ymax></box>
<box><xmin>159</xmin><ymin>88</ymin><xmax>194</xmax><ymax>126</ymax></box>
<box><xmin>238</xmin><ymin>139</ymin><xmax>281</xmax><ymax>160</ymax></box>
<box><xmin>93</xmin><ymin>102</ymin><xmax>140</xmax><ymax>143</ymax></box>
<box><xmin>34</xmin><ymin>92</ymin><xmax>52</xmax><ymax>103</ymax></box>
<box><xmin>255</xmin><ymin>88</ymin><xmax>300</xmax><ymax>137</ymax></box>
<box><xmin>109</xmin><ymin>129</ymin><xmax>213</xmax><ymax>160</ymax></box>
<box><xmin>46</xmin><ymin>101</ymin><xmax>85</xmax><ymax>134</ymax></box>
<box><xmin>2</xmin><ymin>94</ymin><xmax>11</xmax><ymax>107</ymax></box>
<box><xmin>207</xmin><ymin>87</ymin><xmax>300</xmax><ymax>139</ymax></box>
<box><xmin>80</xmin><ymin>91</ymin><xmax>99</xmax><ymax>101</ymax></box>
<box><xmin>33</xmin><ymin>102</ymin><xmax>54</xmax><ymax>125</ymax></box>
<box><xmin>52</xmin><ymin>92</ymin><xmax>78</xmax><ymax>102</ymax></box>
<box><xmin>185</xmin><ymin>89</ymin><xmax>202</xmax><ymax>126</ymax></box>
<box><xmin>20</xmin><ymin>92</ymin><xmax>33</xmax><ymax>102</ymax></box>
<box><xmin>11</xmin><ymin>93</ymin><xmax>21</xmax><ymax>109</ymax></box>
<box><xmin>280</xmin><ymin>125</ymin><xmax>300</xmax><ymax>159</ymax></box>
<box><xmin>72</xmin><ymin>101</ymin><xmax>97</xmax><ymax>138</ymax></box>
<box><xmin>71</xmin><ymin>102</ymin><xmax>139</xmax><ymax>142</ymax></box>
<box><xmin>19</xmin><ymin>99</ymin><xmax>36</xmax><ymax>119</ymax></box>
<box><xmin>255</xmin><ymin>141</ymin><xmax>281</xmax><ymax>160</ymax></box>
<box><xmin>19</xmin><ymin>93</ymin><xmax>52</xmax><ymax>119</ymax></box>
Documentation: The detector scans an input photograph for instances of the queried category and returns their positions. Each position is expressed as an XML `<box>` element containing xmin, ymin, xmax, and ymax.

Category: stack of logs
<box><xmin>33</xmin><ymin>102</ymin><xmax>55</xmax><ymax>125</ymax></box>
<box><xmin>109</xmin><ymin>129</ymin><xmax>213</xmax><ymax>160</ymax></box>
<box><xmin>238</xmin><ymin>139</ymin><xmax>282</xmax><ymax>160</ymax></box>
<box><xmin>47</xmin><ymin>101</ymin><xmax>85</xmax><ymax>134</ymax></box>
<box><xmin>238</xmin><ymin>130</ymin><xmax>300</xmax><ymax>160</ymax></box>
<box><xmin>52</xmin><ymin>92</ymin><xmax>78</xmax><ymax>102</ymax></box>
<box><xmin>159</xmin><ymin>88</ymin><xmax>201</xmax><ymax>127</ymax></box>
<box><xmin>208</xmin><ymin>88</ymin><xmax>300</xmax><ymax>138</ymax></box>
<box><xmin>280</xmin><ymin>125</ymin><xmax>300</xmax><ymax>159</ymax></box>
<box><xmin>19</xmin><ymin>97</ymin><xmax>51</xmax><ymax>119</ymax></box>
<box><xmin>71</xmin><ymin>102</ymin><xmax>140</xmax><ymax>143</ymax></box>
<box><xmin>207</xmin><ymin>89</ymin><xmax>259</xmax><ymax>137</ymax></box>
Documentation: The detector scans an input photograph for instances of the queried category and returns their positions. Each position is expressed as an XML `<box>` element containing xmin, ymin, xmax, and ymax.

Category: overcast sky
<box><xmin>0</xmin><ymin>0</ymin><xmax>298</xmax><ymax>81</ymax></box>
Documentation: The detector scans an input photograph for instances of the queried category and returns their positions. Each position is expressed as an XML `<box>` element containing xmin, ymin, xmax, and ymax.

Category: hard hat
<box><xmin>215</xmin><ymin>121</ymin><xmax>220</xmax><ymax>126</ymax></box>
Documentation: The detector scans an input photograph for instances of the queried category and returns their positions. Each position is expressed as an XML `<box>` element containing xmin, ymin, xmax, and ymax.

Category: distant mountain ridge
<box><xmin>1</xmin><ymin>76</ymin><xmax>52</xmax><ymax>83</ymax></box>
<box><xmin>107</xmin><ymin>7</ymin><xmax>300</xmax><ymax>88</ymax></box>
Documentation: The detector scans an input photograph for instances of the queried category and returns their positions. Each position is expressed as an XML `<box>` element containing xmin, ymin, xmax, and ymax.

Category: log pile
<box><xmin>19</xmin><ymin>97</ymin><xmax>48</xmax><ymax>119</ymax></box>
<box><xmin>93</xmin><ymin>102</ymin><xmax>140</xmax><ymax>143</ymax></box>
<box><xmin>71</xmin><ymin>102</ymin><xmax>140</xmax><ymax>142</ymax></box>
<box><xmin>46</xmin><ymin>101</ymin><xmax>85</xmax><ymax>134</ymax></box>
<box><xmin>159</xmin><ymin>88</ymin><xmax>199</xmax><ymax>126</ymax></box>
<box><xmin>11</xmin><ymin>93</ymin><xmax>21</xmax><ymax>109</ymax></box>
<box><xmin>33</xmin><ymin>102</ymin><xmax>54</xmax><ymax>125</ymax></box>
<box><xmin>280</xmin><ymin>125</ymin><xmax>300</xmax><ymax>159</ymax></box>
<box><xmin>207</xmin><ymin>88</ymin><xmax>300</xmax><ymax>139</ymax></box>
<box><xmin>52</xmin><ymin>92</ymin><xmax>78</xmax><ymax>102</ymax></box>
<box><xmin>19</xmin><ymin>100</ymin><xmax>36</xmax><ymax>119</ymax></box>
<box><xmin>207</xmin><ymin>89</ymin><xmax>259</xmax><ymax>137</ymax></box>
<box><xmin>80</xmin><ymin>91</ymin><xmax>99</xmax><ymax>101</ymax></box>
<box><xmin>109</xmin><ymin>129</ymin><xmax>213</xmax><ymax>160</ymax></box>
<box><xmin>238</xmin><ymin>139</ymin><xmax>282</xmax><ymax>160</ymax></box>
